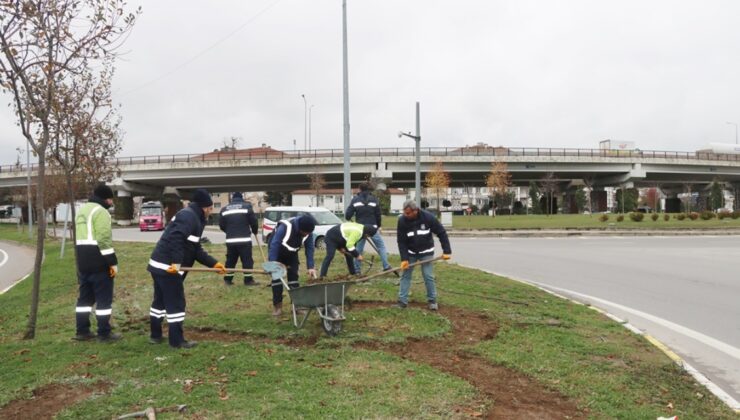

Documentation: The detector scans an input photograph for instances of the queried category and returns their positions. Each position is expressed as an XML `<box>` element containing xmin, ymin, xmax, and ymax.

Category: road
<box><xmin>113</xmin><ymin>228</ymin><xmax>740</xmax><ymax>407</ymax></box>
<box><xmin>0</xmin><ymin>241</ymin><xmax>35</xmax><ymax>294</ymax></box>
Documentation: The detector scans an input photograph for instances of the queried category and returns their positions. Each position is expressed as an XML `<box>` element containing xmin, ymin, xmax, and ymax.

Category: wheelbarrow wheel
<box><xmin>320</xmin><ymin>304</ymin><xmax>343</xmax><ymax>336</ymax></box>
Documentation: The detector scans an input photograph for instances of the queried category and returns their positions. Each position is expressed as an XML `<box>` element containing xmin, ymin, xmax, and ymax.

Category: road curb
<box><xmin>457</xmin><ymin>263</ymin><xmax>740</xmax><ymax>414</ymax></box>
<box><xmin>385</xmin><ymin>229</ymin><xmax>740</xmax><ymax>238</ymax></box>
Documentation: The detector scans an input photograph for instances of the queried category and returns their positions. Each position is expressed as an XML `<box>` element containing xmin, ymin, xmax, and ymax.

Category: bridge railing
<box><xmin>2</xmin><ymin>146</ymin><xmax>739</xmax><ymax>174</ymax></box>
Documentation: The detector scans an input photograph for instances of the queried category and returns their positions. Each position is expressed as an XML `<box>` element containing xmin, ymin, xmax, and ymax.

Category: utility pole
<box><xmin>342</xmin><ymin>0</ymin><xmax>351</xmax><ymax>207</ymax></box>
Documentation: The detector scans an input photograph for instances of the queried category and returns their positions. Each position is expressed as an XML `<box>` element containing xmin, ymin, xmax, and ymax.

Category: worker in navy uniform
<box><xmin>345</xmin><ymin>182</ymin><xmax>394</xmax><ymax>275</ymax></box>
<box><xmin>147</xmin><ymin>189</ymin><xmax>227</xmax><ymax>349</ymax></box>
<box><xmin>267</xmin><ymin>215</ymin><xmax>316</xmax><ymax>317</ymax></box>
<box><xmin>73</xmin><ymin>184</ymin><xmax>121</xmax><ymax>342</ymax></box>
<box><xmin>396</xmin><ymin>199</ymin><xmax>452</xmax><ymax>311</ymax></box>
<box><xmin>319</xmin><ymin>222</ymin><xmax>377</xmax><ymax>278</ymax></box>
<box><xmin>219</xmin><ymin>192</ymin><xmax>259</xmax><ymax>286</ymax></box>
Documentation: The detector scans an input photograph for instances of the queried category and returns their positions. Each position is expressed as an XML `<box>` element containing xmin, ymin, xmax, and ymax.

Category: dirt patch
<box><xmin>351</xmin><ymin>301</ymin><xmax>586</xmax><ymax>419</ymax></box>
<box><xmin>185</xmin><ymin>302</ymin><xmax>586</xmax><ymax>419</ymax></box>
<box><xmin>0</xmin><ymin>381</ymin><xmax>111</xmax><ymax>420</ymax></box>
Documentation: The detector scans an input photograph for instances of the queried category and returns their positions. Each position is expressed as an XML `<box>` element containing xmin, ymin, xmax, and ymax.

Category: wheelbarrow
<box><xmin>278</xmin><ymin>275</ymin><xmax>353</xmax><ymax>337</ymax></box>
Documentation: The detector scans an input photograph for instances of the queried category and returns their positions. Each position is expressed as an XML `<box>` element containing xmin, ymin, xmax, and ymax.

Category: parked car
<box><xmin>139</xmin><ymin>201</ymin><xmax>165</xmax><ymax>231</ymax></box>
<box><xmin>262</xmin><ymin>206</ymin><xmax>341</xmax><ymax>249</ymax></box>
<box><xmin>0</xmin><ymin>205</ymin><xmax>14</xmax><ymax>218</ymax></box>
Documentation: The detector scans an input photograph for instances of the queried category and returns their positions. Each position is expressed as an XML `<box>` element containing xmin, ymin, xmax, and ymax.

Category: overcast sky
<box><xmin>2</xmin><ymin>0</ymin><xmax>740</xmax><ymax>164</ymax></box>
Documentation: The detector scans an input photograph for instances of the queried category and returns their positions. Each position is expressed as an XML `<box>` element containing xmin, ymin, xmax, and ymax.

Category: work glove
<box><xmin>442</xmin><ymin>254</ymin><xmax>451</xmax><ymax>260</ymax></box>
<box><xmin>400</xmin><ymin>261</ymin><xmax>409</xmax><ymax>270</ymax></box>
<box><xmin>357</xmin><ymin>255</ymin><xmax>364</xmax><ymax>261</ymax></box>
<box><xmin>213</xmin><ymin>262</ymin><xmax>227</xmax><ymax>275</ymax></box>
<box><xmin>166</xmin><ymin>263</ymin><xmax>181</xmax><ymax>274</ymax></box>
<box><xmin>307</xmin><ymin>268</ymin><xmax>317</xmax><ymax>279</ymax></box>
<box><xmin>109</xmin><ymin>265</ymin><xmax>118</xmax><ymax>278</ymax></box>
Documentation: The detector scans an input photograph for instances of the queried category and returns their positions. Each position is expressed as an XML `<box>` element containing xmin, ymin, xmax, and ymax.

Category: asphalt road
<box><xmin>112</xmin><ymin>228</ymin><xmax>740</xmax><ymax>407</ymax></box>
<box><xmin>0</xmin><ymin>240</ymin><xmax>35</xmax><ymax>294</ymax></box>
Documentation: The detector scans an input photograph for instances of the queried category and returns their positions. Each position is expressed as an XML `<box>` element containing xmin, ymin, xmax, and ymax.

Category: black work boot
<box><xmin>97</xmin><ymin>332</ymin><xmax>123</xmax><ymax>343</ymax></box>
<box><xmin>72</xmin><ymin>331</ymin><xmax>96</xmax><ymax>341</ymax></box>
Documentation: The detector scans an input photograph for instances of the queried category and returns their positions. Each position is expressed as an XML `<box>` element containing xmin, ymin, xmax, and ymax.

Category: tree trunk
<box><xmin>24</xmin><ymin>154</ymin><xmax>47</xmax><ymax>340</ymax></box>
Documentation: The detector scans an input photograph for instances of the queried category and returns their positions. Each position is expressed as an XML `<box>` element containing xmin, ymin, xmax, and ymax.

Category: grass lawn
<box><xmin>0</xmin><ymin>225</ymin><xmax>736</xmax><ymax>418</ymax></box>
<box><xmin>382</xmin><ymin>213</ymin><xmax>740</xmax><ymax>230</ymax></box>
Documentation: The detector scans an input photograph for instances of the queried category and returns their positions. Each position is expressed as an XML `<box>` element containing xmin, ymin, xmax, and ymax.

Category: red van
<box><xmin>139</xmin><ymin>201</ymin><xmax>165</xmax><ymax>231</ymax></box>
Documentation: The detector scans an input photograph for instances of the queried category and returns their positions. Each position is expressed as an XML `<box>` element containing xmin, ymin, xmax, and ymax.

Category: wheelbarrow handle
<box><xmin>354</xmin><ymin>256</ymin><xmax>444</xmax><ymax>283</ymax></box>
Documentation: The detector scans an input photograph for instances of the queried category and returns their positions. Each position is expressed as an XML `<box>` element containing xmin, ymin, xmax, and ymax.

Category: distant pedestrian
<box><xmin>219</xmin><ymin>192</ymin><xmax>259</xmax><ymax>286</ymax></box>
<box><xmin>73</xmin><ymin>184</ymin><xmax>121</xmax><ymax>342</ymax></box>
<box><xmin>345</xmin><ymin>182</ymin><xmax>394</xmax><ymax>275</ymax></box>
<box><xmin>396</xmin><ymin>200</ymin><xmax>452</xmax><ymax>311</ymax></box>
<box><xmin>147</xmin><ymin>189</ymin><xmax>226</xmax><ymax>349</ymax></box>
<box><xmin>319</xmin><ymin>222</ymin><xmax>377</xmax><ymax>278</ymax></box>
<box><xmin>268</xmin><ymin>215</ymin><xmax>317</xmax><ymax>317</ymax></box>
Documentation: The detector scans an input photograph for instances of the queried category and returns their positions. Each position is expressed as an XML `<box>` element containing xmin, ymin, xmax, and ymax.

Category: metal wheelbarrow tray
<box><xmin>286</xmin><ymin>281</ymin><xmax>354</xmax><ymax>336</ymax></box>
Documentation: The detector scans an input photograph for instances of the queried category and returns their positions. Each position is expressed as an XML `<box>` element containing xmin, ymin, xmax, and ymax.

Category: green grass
<box><xmin>382</xmin><ymin>214</ymin><xmax>740</xmax><ymax>230</ymax></box>
<box><xmin>0</xmin><ymin>225</ymin><xmax>736</xmax><ymax>419</ymax></box>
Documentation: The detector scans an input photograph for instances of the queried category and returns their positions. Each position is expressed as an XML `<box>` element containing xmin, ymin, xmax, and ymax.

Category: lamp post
<box><xmin>342</xmin><ymin>0</ymin><xmax>351</xmax><ymax>207</ymax></box>
<box><xmin>727</xmin><ymin>121</ymin><xmax>738</xmax><ymax>144</ymax></box>
<box><xmin>301</xmin><ymin>94</ymin><xmax>307</xmax><ymax>150</ymax></box>
<box><xmin>399</xmin><ymin>102</ymin><xmax>421</xmax><ymax>203</ymax></box>
<box><xmin>309</xmin><ymin>105</ymin><xmax>314</xmax><ymax>150</ymax></box>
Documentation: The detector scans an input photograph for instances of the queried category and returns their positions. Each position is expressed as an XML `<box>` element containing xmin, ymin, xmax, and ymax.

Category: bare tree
<box><xmin>307</xmin><ymin>168</ymin><xmax>326</xmax><ymax>207</ymax></box>
<box><xmin>425</xmin><ymin>160</ymin><xmax>450</xmax><ymax>215</ymax></box>
<box><xmin>49</xmin><ymin>59</ymin><xmax>122</xmax><ymax>250</ymax></box>
<box><xmin>0</xmin><ymin>0</ymin><xmax>139</xmax><ymax>339</ymax></box>
<box><xmin>485</xmin><ymin>161</ymin><xmax>511</xmax><ymax>217</ymax></box>
<box><xmin>539</xmin><ymin>172</ymin><xmax>560</xmax><ymax>216</ymax></box>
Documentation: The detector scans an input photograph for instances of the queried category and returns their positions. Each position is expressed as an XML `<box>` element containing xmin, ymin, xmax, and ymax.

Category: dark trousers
<box><xmin>319</xmin><ymin>239</ymin><xmax>356</xmax><ymax>278</ymax></box>
<box><xmin>149</xmin><ymin>273</ymin><xmax>187</xmax><ymax>347</ymax></box>
<box><xmin>75</xmin><ymin>271</ymin><xmax>114</xmax><ymax>336</ymax></box>
<box><xmin>272</xmin><ymin>251</ymin><xmax>299</xmax><ymax>305</ymax></box>
<box><xmin>224</xmin><ymin>243</ymin><xmax>254</xmax><ymax>284</ymax></box>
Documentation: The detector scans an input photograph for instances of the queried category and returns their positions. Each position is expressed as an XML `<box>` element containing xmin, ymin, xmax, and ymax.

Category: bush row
<box><xmin>599</xmin><ymin>211</ymin><xmax>740</xmax><ymax>222</ymax></box>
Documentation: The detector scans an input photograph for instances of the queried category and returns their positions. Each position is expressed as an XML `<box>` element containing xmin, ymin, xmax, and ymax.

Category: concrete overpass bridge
<box><xmin>2</xmin><ymin>146</ymin><xmax>740</xmax><ymax>207</ymax></box>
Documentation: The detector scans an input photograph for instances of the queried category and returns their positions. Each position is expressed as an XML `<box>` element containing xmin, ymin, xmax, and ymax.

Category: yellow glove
<box><xmin>213</xmin><ymin>262</ymin><xmax>227</xmax><ymax>275</ymax></box>
<box><xmin>400</xmin><ymin>261</ymin><xmax>409</xmax><ymax>270</ymax></box>
<box><xmin>109</xmin><ymin>265</ymin><xmax>118</xmax><ymax>278</ymax></box>
<box><xmin>442</xmin><ymin>254</ymin><xmax>451</xmax><ymax>260</ymax></box>
<box><xmin>166</xmin><ymin>263</ymin><xmax>181</xmax><ymax>274</ymax></box>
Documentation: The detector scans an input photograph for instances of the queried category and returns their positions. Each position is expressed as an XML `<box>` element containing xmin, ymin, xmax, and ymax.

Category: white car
<box><xmin>261</xmin><ymin>206</ymin><xmax>342</xmax><ymax>249</ymax></box>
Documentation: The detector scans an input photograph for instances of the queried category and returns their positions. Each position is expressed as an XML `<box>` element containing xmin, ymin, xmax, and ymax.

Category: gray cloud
<box><xmin>2</xmin><ymin>0</ymin><xmax>740</xmax><ymax>164</ymax></box>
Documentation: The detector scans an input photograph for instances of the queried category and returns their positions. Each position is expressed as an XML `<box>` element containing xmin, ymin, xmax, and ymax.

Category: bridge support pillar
<box><xmin>114</xmin><ymin>190</ymin><xmax>133</xmax><ymax>226</ymax></box>
<box><xmin>162</xmin><ymin>187</ymin><xmax>182</xmax><ymax>224</ymax></box>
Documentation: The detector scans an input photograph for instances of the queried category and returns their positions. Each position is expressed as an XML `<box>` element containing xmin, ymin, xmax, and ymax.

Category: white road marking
<box><xmin>533</xmin><ymin>282</ymin><xmax>740</xmax><ymax>361</ymax></box>
<box><xmin>0</xmin><ymin>249</ymin><xmax>7</xmax><ymax>268</ymax></box>
<box><xmin>1</xmin><ymin>274</ymin><xmax>29</xmax><ymax>295</ymax></box>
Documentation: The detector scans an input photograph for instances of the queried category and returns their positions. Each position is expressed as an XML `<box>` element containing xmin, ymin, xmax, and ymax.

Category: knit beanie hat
<box><xmin>232</xmin><ymin>192</ymin><xmax>243</xmax><ymax>200</ymax></box>
<box><xmin>192</xmin><ymin>189</ymin><xmax>213</xmax><ymax>207</ymax></box>
<box><xmin>93</xmin><ymin>184</ymin><xmax>114</xmax><ymax>200</ymax></box>
<box><xmin>298</xmin><ymin>215</ymin><xmax>316</xmax><ymax>233</ymax></box>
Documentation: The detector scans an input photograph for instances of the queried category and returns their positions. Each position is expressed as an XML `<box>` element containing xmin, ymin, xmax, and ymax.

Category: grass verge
<box><xmin>0</xmin><ymin>225</ymin><xmax>735</xmax><ymax>419</ymax></box>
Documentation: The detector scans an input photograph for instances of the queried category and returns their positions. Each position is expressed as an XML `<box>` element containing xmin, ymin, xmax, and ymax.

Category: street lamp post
<box><xmin>399</xmin><ymin>101</ymin><xmax>421</xmax><ymax>203</ymax></box>
<box><xmin>309</xmin><ymin>105</ymin><xmax>314</xmax><ymax>150</ymax></box>
<box><xmin>301</xmin><ymin>94</ymin><xmax>307</xmax><ymax>150</ymax></box>
<box><xmin>342</xmin><ymin>0</ymin><xmax>351</xmax><ymax>207</ymax></box>
<box><xmin>726</xmin><ymin>121</ymin><xmax>738</xmax><ymax>144</ymax></box>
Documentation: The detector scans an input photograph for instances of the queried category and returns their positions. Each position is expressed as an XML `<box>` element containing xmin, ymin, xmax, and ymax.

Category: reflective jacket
<box><xmin>218</xmin><ymin>198</ymin><xmax>258</xmax><ymax>245</ymax></box>
<box><xmin>147</xmin><ymin>203</ymin><xmax>217</xmax><ymax>277</ymax></box>
<box><xmin>325</xmin><ymin>222</ymin><xmax>364</xmax><ymax>258</ymax></box>
<box><xmin>396</xmin><ymin>209</ymin><xmax>451</xmax><ymax>261</ymax></box>
<box><xmin>75</xmin><ymin>196</ymin><xmax>117</xmax><ymax>273</ymax></box>
<box><xmin>345</xmin><ymin>191</ymin><xmax>382</xmax><ymax>228</ymax></box>
<box><xmin>268</xmin><ymin>216</ymin><xmax>315</xmax><ymax>269</ymax></box>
